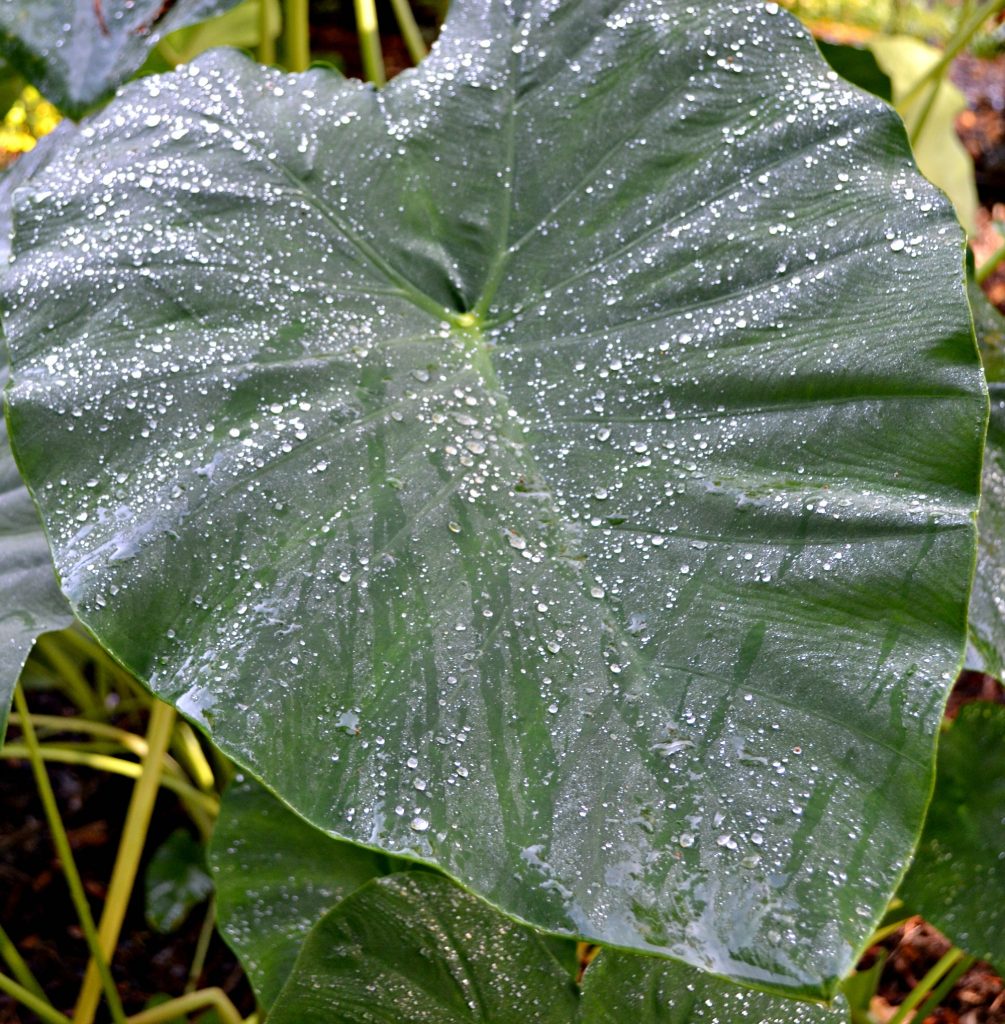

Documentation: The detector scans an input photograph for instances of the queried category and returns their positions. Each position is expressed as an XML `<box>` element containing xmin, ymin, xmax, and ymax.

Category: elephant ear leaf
<box><xmin>0</xmin><ymin>127</ymin><xmax>77</xmax><ymax>737</ymax></box>
<box><xmin>263</xmin><ymin>873</ymin><xmax>581</xmax><ymax>1024</ymax></box>
<box><xmin>2</xmin><ymin>0</ymin><xmax>983</xmax><ymax>998</ymax></box>
<box><xmin>0</xmin><ymin>0</ymin><xmax>242</xmax><ymax>118</ymax></box>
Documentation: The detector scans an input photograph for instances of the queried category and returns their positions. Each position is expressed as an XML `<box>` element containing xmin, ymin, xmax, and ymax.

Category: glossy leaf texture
<box><xmin>0</xmin><ymin>128</ymin><xmax>77</xmax><ymax>735</ymax></box>
<box><xmin>2</xmin><ymin>0</ymin><xmax>984</xmax><ymax>996</ymax></box>
<box><xmin>896</xmin><ymin>703</ymin><xmax>1005</xmax><ymax>968</ymax></box>
<box><xmin>214</xmin><ymin>778</ymin><xmax>844</xmax><ymax>1024</ymax></box>
<box><xmin>0</xmin><ymin>0</ymin><xmax>241</xmax><ymax>118</ymax></box>
<box><xmin>965</xmin><ymin>277</ymin><xmax>1005</xmax><ymax>678</ymax></box>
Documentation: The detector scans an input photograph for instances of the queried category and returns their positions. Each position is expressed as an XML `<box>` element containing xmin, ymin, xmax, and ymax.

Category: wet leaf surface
<box><xmin>215</xmin><ymin>778</ymin><xmax>844</xmax><ymax>1023</ymax></box>
<box><xmin>211</xmin><ymin>777</ymin><xmax>400</xmax><ymax>1008</ymax></box>
<box><xmin>2</xmin><ymin>0</ymin><xmax>984</xmax><ymax>995</ymax></box>
<box><xmin>0</xmin><ymin>128</ymin><xmax>77</xmax><ymax>736</ymax></box>
<box><xmin>578</xmin><ymin>948</ymin><xmax>847</xmax><ymax>1024</ymax></box>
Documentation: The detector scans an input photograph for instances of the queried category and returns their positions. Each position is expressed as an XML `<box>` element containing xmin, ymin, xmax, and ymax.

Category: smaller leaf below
<box><xmin>897</xmin><ymin>702</ymin><xmax>1005</xmax><ymax>968</ymax></box>
<box><xmin>209</xmin><ymin>777</ymin><xmax>398</xmax><ymax>1008</ymax></box>
<box><xmin>145</xmin><ymin>828</ymin><xmax>213</xmax><ymax>933</ymax></box>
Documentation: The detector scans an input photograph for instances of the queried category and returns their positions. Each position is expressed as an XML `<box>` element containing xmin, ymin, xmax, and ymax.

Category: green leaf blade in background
<box><xmin>817</xmin><ymin>40</ymin><xmax>893</xmax><ymax>103</ymax></box>
<box><xmin>2</xmin><ymin>0</ymin><xmax>985</xmax><ymax>996</ymax></box>
<box><xmin>579</xmin><ymin>949</ymin><xmax>847</xmax><ymax>1024</ymax></box>
<box><xmin>145</xmin><ymin>828</ymin><xmax>214</xmax><ymax>933</ymax></box>
<box><xmin>0</xmin><ymin>0</ymin><xmax>242</xmax><ymax>118</ymax></box>
<box><xmin>896</xmin><ymin>702</ymin><xmax>1005</xmax><ymax>969</ymax></box>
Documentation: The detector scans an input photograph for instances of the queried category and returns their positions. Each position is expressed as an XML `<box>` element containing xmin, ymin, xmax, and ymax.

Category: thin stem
<box><xmin>124</xmin><ymin>987</ymin><xmax>243</xmax><ymax>1024</ymax></box>
<box><xmin>0</xmin><ymin>971</ymin><xmax>72</xmax><ymax>1024</ymax></box>
<box><xmin>8</xmin><ymin>713</ymin><xmax>148</xmax><ymax>757</ymax></box>
<box><xmin>283</xmin><ymin>0</ymin><xmax>310</xmax><ymax>72</ymax></box>
<box><xmin>74</xmin><ymin>701</ymin><xmax>177</xmax><ymax>1024</ymax></box>
<box><xmin>0</xmin><ymin>924</ymin><xmax>48</xmax><ymax>1004</ymax></box>
<box><xmin>186</xmin><ymin>898</ymin><xmax>217</xmax><ymax>994</ymax></box>
<box><xmin>12</xmin><ymin>686</ymin><xmax>127</xmax><ymax>1024</ymax></box>
<box><xmin>898</xmin><ymin>0</ymin><xmax>1005</xmax><ymax>111</ymax></box>
<box><xmin>258</xmin><ymin>0</ymin><xmax>276</xmax><ymax>65</ymax></box>
<box><xmin>355</xmin><ymin>0</ymin><xmax>386</xmax><ymax>85</ymax></box>
<box><xmin>36</xmin><ymin>635</ymin><xmax>99</xmax><ymax>715</ymax></box>
<box><xmin>977</xmin><ymin>237</ymin><xmax>1005</xmax><ymax>283</ymax></box>
<box><xmin>912</xmin><ymin>954</ymin><xmax>975</xmax><ymax>1022</ymax></box>
<box><xmin>888</xmin><ymin>947</ymin><xmax>967</xmax><ymax>1024</ymax></box>
<box><xmin>389</xmin><ymin>0</ymin><xmax>427</xmax><ymax>64</ymax></box>
<box><xmin>868</xmin><ymin>917</ymin><xmax>912</xmax><ymax>946</ymax></box>
<box><xmin>0</xmin><ymin>745</ymin><xmax>219</xmax><ymax>817</ymax></box>
<box><xmin>172</xmin><ymin>720</ymin><xmax>217</xmax><ymax>793</ymax></box>
<box><xmin>908</xmin><ymin>78</ymin><xmax>941</xmax><ymax>147</ymax></box>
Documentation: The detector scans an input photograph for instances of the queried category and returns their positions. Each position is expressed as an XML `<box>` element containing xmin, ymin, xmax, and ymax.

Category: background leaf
<box><xmin>578</xmin><ymin>949</ymin><xmax>847</xmax><ymax>1024</ymax></box>
<box><xmin>3</xmin><ymin>0</ymin><xmax>984</xmax><ymax>996</ymax></box>
<box><xmin>0</xmin><ymin>0</ymin><xmax>242</xmax><ymax>118</ymax></box>
<box><xmin>267</xmin><ymin>872</ymin><xmax>581</xmax><ymax>1024</ymax></box>
<box><xmin>817</xmin><ymin>40</ymin><xmax>893</xmax><ymax>102</ymax></box>
<box><xmin>145</xmin><ymin>828</ymin><xmax>213</xmax><ymax>933</ymax></box>
<box><xmin>139</xmin><ymin>0</ymin><xmax>282</xmax><ymax>75</ymax></box>
<box><xmin>896</xmin><ymin>703</ymin><xmax>1005</xmax><ymax>968</ymax></box>
<box><xmin>210</xmin><ymin>778</ymin><xmax>399</xmax><ymax>1007</ymax></box>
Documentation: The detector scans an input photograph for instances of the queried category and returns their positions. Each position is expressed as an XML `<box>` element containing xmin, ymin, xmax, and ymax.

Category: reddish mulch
<box><xmin>860</xmin><ymin>918</ymin><xmax>1005</xmax><ymax>1023</ymax></box>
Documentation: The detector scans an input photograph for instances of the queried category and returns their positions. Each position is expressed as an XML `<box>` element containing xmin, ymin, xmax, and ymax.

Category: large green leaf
<box><xmin>896</xmin><ymin>703</ymin><xmax>1005</xmax><ymax>968</ymax></box>
<box><xmin>0</xmin><ymin>0</ymin><xmax>241</xmax><ymax>118</ymax></box>
<box><xmin>0</xmin><ymin>129</ymin><xmax>77</xmax><ymax>736</ymax></box>
<box><xmin>3</xmin><ymin>0</ymin><xmax>984</xmax><ymax>996</ymax></box>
